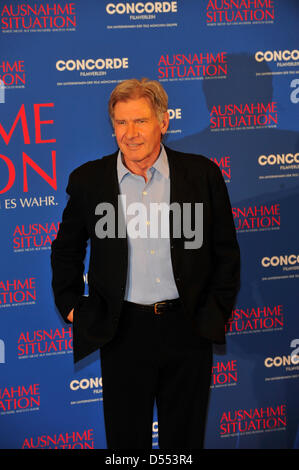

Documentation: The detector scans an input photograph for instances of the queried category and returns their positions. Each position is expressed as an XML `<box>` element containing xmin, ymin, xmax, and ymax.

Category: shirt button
<box><xmin>146</xmin><ymin>221</ymin><xmax>150</xmax><ymax>225</ymax></box>
<box><xmin>156</xmin><ymin>278</ymin><xmax>160</xmax><ymax>283</ymax></box>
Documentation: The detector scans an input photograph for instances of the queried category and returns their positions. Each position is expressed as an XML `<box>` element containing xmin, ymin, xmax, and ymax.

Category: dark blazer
<box><xmin>51</xmin><ymin>146</ymin><xmax>240</xmax><ymax>363</ymax></box>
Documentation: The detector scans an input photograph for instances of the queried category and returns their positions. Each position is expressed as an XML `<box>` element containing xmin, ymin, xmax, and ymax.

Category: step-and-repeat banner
<box><xmin>1</xmin><ymin>0</ymin><xmax>299</xmax><ymax>450</ymax></box>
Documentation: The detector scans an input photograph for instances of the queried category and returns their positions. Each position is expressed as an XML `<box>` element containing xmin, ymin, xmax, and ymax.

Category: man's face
<box><xmin>113</xmin><ymin>97</ymin><xmax>169</xmax><ymax>166</ymax></box>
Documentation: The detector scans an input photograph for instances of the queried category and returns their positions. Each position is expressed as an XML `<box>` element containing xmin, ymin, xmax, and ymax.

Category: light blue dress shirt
<box><xmin>117</xmin><ymin>145</ymin><xmax>179</xmax><ymax>304</ymax></box>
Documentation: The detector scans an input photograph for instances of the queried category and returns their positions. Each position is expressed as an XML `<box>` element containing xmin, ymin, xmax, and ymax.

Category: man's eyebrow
<box><xmin>115</xmin><ymin>117</ymin><xmax>149</xmax><ymax>121</ymax></box>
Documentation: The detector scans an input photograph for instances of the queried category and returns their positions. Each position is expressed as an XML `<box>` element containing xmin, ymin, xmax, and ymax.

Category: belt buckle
<box><xmin>154</xmin><ymin>301</ymin><xmax>167</xmax><ymax>315</ymax></box>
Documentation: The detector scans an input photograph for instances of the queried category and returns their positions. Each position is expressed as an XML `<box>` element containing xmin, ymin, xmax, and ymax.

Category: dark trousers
<box><xmin>99</xmin><ymin>303</ymin><xmax>213</xmax><ymax>449</ymax></box>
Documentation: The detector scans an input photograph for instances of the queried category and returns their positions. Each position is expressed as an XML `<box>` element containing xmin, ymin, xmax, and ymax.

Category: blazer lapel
<box><xmin>91</xmin><ymin>150</ymin><xmax>128</xmax><ymax>266</ymax></box>
<box><xmin>165</xmin><ymin>146</ymin><xmax>204</xmax><ymax>261</ymax></box>
<box><xmin>166</xmin><ymin>146</ymin><xmax>203</xmax><ymax>205</ymax></box>
<box><xmin>93</xmin><ymin>150</ymin><xmax>119</xmax><ymax>204</ymax></box>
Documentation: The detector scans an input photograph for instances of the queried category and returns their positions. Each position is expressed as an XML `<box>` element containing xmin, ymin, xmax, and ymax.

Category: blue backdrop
<box><xmin>0</xmin><ymin>0</ymin><xmax>299</xmax><ymax>450</ymax></box>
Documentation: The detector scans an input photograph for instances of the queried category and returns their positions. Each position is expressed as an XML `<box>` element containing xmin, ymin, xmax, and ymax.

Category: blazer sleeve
<box><xmin>51</xmin><ymin>169</ymin><xmax>89</xmax><ymax>323</ymax></box>
<box><xmin>202</xmin><ymin>163</ymin><xmax>240</xmax><ymax>325</ymax></box>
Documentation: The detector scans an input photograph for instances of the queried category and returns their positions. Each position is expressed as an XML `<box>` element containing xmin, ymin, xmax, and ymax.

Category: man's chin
<box><xmin>122</xmin><ymin>149</ymin><xmax>147</xmax><ymax>162</ymax></box>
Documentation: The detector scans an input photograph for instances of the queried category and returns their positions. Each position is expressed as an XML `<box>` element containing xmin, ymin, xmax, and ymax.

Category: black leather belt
<box><xmin>123</xmin><ymin>298</ymin><xmax>182</xmax><ymax>315</ymax></box>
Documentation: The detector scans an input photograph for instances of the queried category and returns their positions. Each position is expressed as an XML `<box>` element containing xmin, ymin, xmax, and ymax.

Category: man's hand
<box><xmin>67</xmin><ymin>308</ymin><xmax>74</xmax><ymax>323</ymax></box>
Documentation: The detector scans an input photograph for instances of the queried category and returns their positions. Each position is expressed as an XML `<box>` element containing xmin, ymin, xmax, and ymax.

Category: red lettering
<box><xmin>0</xmin><ymin>154</ymin><xmax>16</xmax><ymax>193</ymax></box>
<box><xmin>0</xmin><ymin>104</ymin><xmax>30</xmax><ymax>145</ymax></box>
<box><xmin>0</xmin><ymin>103</ymin><xmax>55</xmax><ymax>144</ymax></box>
<box><xmin>34</xmin><ymin>103</ymin><xmax>56</xmax><ymax>144</ymax></box>
<box><xmin>22</xmin><ymin>150</ymin><xmax>57</xmax><ymax>192</ymax></box>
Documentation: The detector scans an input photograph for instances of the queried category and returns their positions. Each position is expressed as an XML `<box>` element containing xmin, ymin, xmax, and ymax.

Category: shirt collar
<box><xmin>117</xmin><ymin>144</ymin><xmax>169</xmax><ymax>183</ymax></box>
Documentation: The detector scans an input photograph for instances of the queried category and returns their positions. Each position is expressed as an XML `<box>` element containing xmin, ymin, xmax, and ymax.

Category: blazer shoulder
<box><xmin>165</xmin><ymin>146</ymin><xmax>221</xmax><ymax>175</ymax></box>
<box><xmin>68</xmin><ymin>151</ymin><xmax>118</xmax><ymax>185</ymax></box>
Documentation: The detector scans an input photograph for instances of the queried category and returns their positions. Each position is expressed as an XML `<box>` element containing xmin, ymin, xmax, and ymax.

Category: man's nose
<box><xmin>126</xmin><ymin>122</ymin><xmax>138</xmax><ymax>138</ymax></box>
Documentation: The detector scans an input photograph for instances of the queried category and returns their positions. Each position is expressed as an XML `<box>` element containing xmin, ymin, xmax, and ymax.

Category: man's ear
<box><xmin>160</xmin><ymin>111</ymin><xmax>170</xmax><ymax>136</ymax></box>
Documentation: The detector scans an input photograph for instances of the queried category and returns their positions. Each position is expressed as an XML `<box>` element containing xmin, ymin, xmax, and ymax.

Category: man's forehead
<box><xmin>113</xmin><ymin>97</ymin><xmax>154</xmax><ymax>117</ymax></box>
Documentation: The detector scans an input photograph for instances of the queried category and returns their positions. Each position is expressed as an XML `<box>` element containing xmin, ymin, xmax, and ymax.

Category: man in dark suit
<box><xmin>51</xmin><ymin>78</ymin><xmax>240</xmax><ymax>449</ymax></box>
